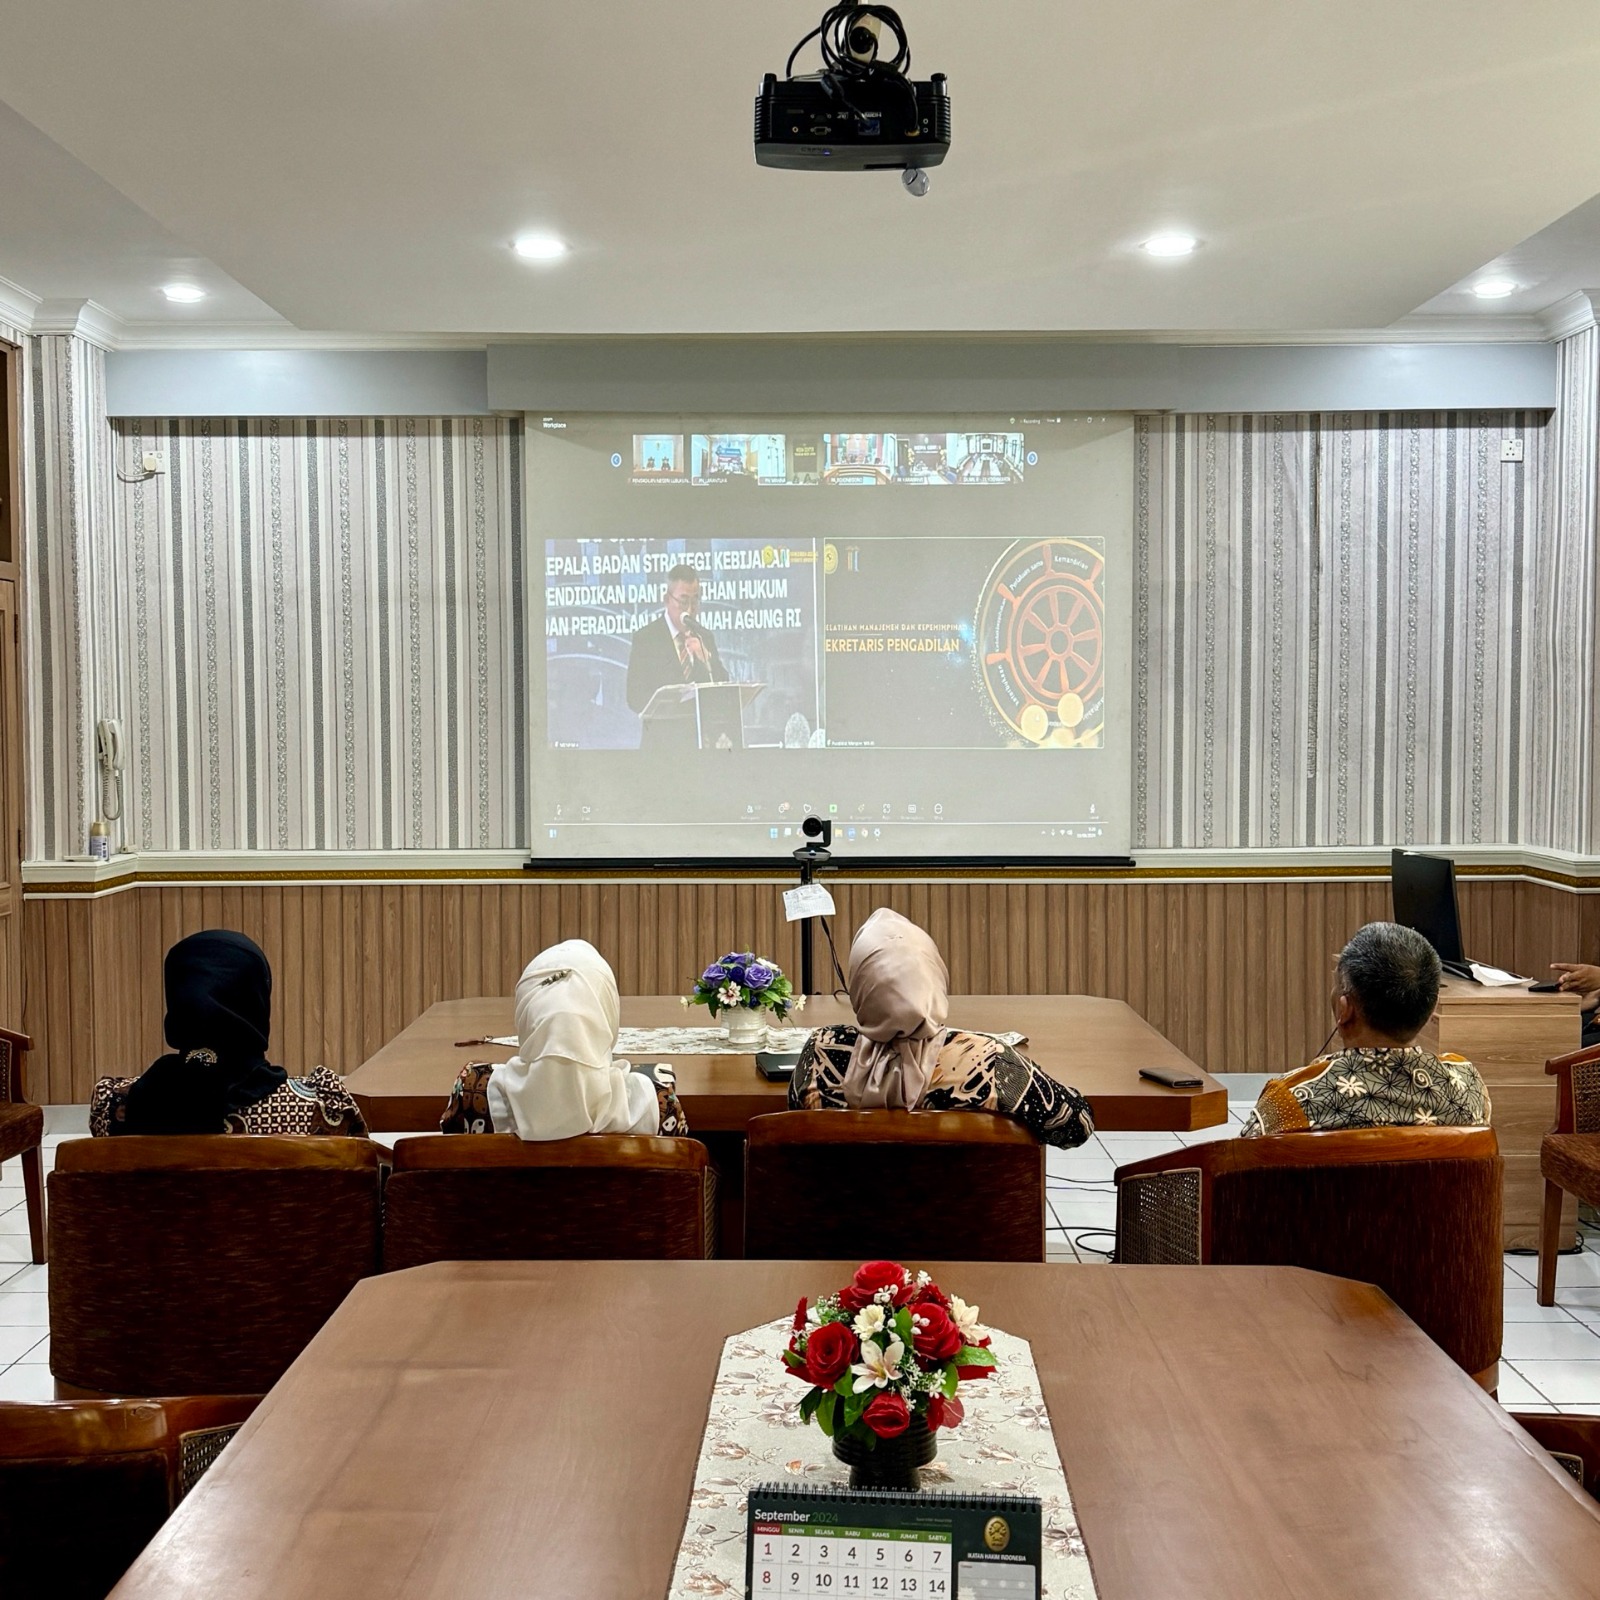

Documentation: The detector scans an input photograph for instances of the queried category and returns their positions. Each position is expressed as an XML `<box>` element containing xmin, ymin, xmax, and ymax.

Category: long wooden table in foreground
<box><xmin>111</xmin><ymin>1259</ymin><xmax>1600</xmax><ymax>1600</ymax></box>
<box><xmin>345</xmin><ymin>993</ymin><xmax>1228</xmax><ymax>1134</ymax></box>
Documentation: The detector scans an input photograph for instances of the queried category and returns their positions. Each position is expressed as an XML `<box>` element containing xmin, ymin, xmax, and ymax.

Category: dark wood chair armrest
<box><xmin>749</xmin><ymin>1109</ymin><xmax>1040</xmax><ymax>1150</ymax></box>
<box><xmin>1546</xmin><ymin>1044</ymin><xmax>1600</xmax><ymax>1136</ymax></box>
<box><xmin>1114</xmin><ymin>1144</ymin><xmax>1217</xmax><ymax>1183</ymax></box>
<box><xmin>391</xmin><ymin>1132</ymin><xmax>708</xmax><ymax>1173</ymax></box>
<box><xmin>1510</xmin><ymin>1411</ymin><xmax>1600</xmax><ymax>1500</ymax></box>
<box><xmin>53</xmin><ymin>1135</ymin><xmax>389</xmax><ymax>1174</ymax></box>
<box><xmin>0</xmin><ymin>1026</ymin><xmax>33</xmax><ymax>1105</ymax></box>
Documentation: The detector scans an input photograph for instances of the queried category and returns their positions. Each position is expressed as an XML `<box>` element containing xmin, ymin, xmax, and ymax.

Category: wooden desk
<box><xmin>345</xmin><ymin>993</ymin><xmax>1227</xmax><ymax>1135</ymax></box>
<box><xmin>110</xmin><ymin>1259</ymin><xmax>1600</xmax><ymax>1600</ymax></box>
<box><xmin>1420</xmin><ymin>976</ymin><xmax>1584</xmax><ymax>1250</ymax></box>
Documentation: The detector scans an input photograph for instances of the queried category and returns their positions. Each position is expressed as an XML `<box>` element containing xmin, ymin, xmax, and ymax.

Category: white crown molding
<box><xmin>30</xmin><ymin>297</ymin><xmax>124</xmax><ymax>350</ymax></box>
<box><xmin>1539</xmin><ymin>291</ymin><xmax>1600</xmax><ymax>341</ymax></box>
<box><xmin>1380</xmin><ymin>312</ymin><xmax>1551</xmax><ymax>344</ymax></box>
<box><xmin>0</xmin><ymin>274</ymin><xmax>42</xmax><ymax>335</ymax></box>
<box><xmin>20</xmin><ymin>843</ymin><xmax>1600</xmax><ymax>892</ymax></box>
<box><xmin>70</xmin><ymin>324</ymin><xmax>1582</xmax><ymax>354</ymax></box>
<box><xmin>109</xmin><ymin>322</ymin><xmax>483</xmax><ymax>351</ymax></box>
<box><xmin>0</xmin><ymin>288</ymin><xmax>1573</xmax><ymax>356</ymax></box>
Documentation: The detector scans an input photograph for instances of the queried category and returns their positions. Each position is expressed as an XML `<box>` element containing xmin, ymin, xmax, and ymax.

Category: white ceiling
<box><xmin>1413</xmin><ymin>191</ymin><xmax>1600</xmax><ymax>322</ymax></box>
<box><xmin>0</xmin><ymin>99</ymin><xmax>284</xmax><ymax>330</ymax></box>
<box><xmin>3</xmin><ymin>1</ymin><xmax>1600</xmax><ymax>337</ymax></box>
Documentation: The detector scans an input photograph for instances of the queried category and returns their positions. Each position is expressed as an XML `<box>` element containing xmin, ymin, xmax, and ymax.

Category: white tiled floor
<box><xmin>6</xmin><ymin>1089</ymin><xmax>1599</xmax><ymax>1419</ymax></box>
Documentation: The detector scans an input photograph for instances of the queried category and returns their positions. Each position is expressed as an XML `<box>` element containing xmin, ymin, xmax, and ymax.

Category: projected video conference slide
<box><xmin>529</xmin><ymin>414</ymin><xmax>1133</xmax><ymax>860</ymax></box>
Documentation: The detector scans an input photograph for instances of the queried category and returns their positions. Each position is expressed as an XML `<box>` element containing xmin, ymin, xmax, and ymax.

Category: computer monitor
<box><xmin>1390</xmin><ymin>849</ymin><xmax>1467</xmax><ymax>967</ymax></box>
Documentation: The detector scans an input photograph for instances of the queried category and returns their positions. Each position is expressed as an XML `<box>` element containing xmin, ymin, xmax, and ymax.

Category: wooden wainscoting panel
<box><xmin>18</xmin><ymin>873</ymin><xmax>1599</xmax><ymax>1102</ymax></box>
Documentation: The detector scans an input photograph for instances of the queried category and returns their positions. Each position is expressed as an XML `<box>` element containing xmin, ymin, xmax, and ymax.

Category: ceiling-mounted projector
<box><xmin>754</xmin><ymin>4</ymin><xmax>950</xmax><ymax>175</ymax></box>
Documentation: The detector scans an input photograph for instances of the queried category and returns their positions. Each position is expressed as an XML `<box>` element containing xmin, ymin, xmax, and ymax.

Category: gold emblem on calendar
<box><xmin>983</xmin><ymin>1515</ymin><xmax>1011</xmax><ymax>1552</ymax></box>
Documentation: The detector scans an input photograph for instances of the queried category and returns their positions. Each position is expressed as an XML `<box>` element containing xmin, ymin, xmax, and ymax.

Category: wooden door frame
<box><xmin>0</xmin><ymin>336</ymin><xmax>19</xmax><ymax>574</ymax></box>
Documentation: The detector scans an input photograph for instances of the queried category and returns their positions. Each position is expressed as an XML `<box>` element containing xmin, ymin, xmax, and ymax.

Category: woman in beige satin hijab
<box><xmin>790</xmin><ymin>908</ymin><xmax>1096</xmax><ymax>1150</ymax></box>
<box><xmin>838</xmin><ymin>908</ymin><xmax>950</xmax><ymax>1109</ymax></box>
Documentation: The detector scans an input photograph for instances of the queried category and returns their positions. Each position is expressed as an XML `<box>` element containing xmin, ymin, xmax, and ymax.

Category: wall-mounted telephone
<box><xmin>95</xmin><ymin>717</ymin><xmax>124</xmax><ymax>826</ymax></box>
<box><xmin>95</xmin><ymin>717</ymin><xmax>124</xmax><ymax>774</ymax></box>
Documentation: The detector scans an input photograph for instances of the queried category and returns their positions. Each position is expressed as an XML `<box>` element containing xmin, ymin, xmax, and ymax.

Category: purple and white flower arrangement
<box><xmin>684</xmin><ymin>950</ymin><xmax>801</xmax><ymax>1019</ymax></box>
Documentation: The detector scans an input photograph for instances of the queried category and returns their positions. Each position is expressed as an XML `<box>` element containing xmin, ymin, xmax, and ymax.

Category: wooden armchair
<box><xmin>48</xmin><ymin>1135</ymin><xmax>385</xmax><ymax>1395</ymax></box>
<box><xmin>0</xmin><ymin>1026</ymin><xmax>43</xmax><ymax>1263</ymax></box>
<box><xmin>744</xmin><ymin>1110</ymin><xmax>1044</xmax><ymax>1261</ymax></box>
<box><xmin>0</xmin><ymin>1394</ymin><xmax>259</xmax><ymax>1600</ymax></box>
<box><xmin>382</xmin><ymin>1133</ymin><xmax>717</xmax><ymax>1269</ymax></box>
<box><xmin>1115</xmin><ymin>1126</ymin><xmax>1503</xmax><ymax>1385</ymax></box>
<box><xmin>1538</xmin><ymin>1043</ymin><xmax>1600</xmax><ymax>1305</ymax></box>
<box><xmin>1511</xmin><ymin>1412</ymin><xmax>1600</xmax><ymax>1502</ymax></box>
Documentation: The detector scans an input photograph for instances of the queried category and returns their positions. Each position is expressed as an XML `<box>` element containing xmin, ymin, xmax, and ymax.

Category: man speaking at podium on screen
<box><xmin>626</xmin><ymin>563</ymin><xmax>729</xmax><ymax>747</ymax></box>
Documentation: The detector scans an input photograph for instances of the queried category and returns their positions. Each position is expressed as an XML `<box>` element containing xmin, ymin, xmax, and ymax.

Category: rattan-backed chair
<box><xmin>744</xmin><ymin>1110</ymin><xmax>1045</xmax><ymax>1261</ymax></box>
<box><xmin>0</xmin><ymin>1027</ymin><xmax>43</xmax><ymax>1263</ymax></box>
<box><xmin>48</xmin><ymin>1136</ymin><xmax>385</xmax><ymax>1395</ymax></box>
<box><xmin>1511</xmin><ymin>1412</ymin><xmax>1600</xmax><ymax>1502</ymax></box>
<box><xmin>1115</xmin><ymin>1125</ymin><xmax>1503</xmax><ymax>1386</ymax></box>
<box><xmin>1538</xmin><ymin>1043</ymin><xmax>1600</xmax><ymax>1306</ymax></box>
<box><xmin>382</xmin><ymin>1133</ymin><xmax>716</xmax><ymax>1269</ymax></box>
<box><xmin>0</xmin><ymin>1394</ymin><xmax>259</xmax><ymax>1600</ymax></box>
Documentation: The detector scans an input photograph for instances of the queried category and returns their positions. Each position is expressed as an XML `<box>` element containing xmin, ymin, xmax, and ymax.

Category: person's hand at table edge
<box><xmin>1550</xmin><ymin>963</ymin><xmax>1600</xmax><ymax>1012</ymax></box>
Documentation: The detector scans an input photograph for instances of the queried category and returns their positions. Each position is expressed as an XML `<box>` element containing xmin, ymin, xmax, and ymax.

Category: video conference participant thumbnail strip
<box><xmin>625</xmin><ymin>431</ymin><xmax>1030</xmax><ymax>487</ymax></box>
<box><xmin>545</xmin><ymin>539</ymin><xmax>821</xmax><ymax>751</ymax></box>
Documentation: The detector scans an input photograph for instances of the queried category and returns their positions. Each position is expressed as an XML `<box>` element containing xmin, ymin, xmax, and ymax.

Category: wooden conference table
<box><xmin>345</xmin><ymin>993</ymin><xmax>1228</xmax><ymax>1134</ymax></box>
<box><xmin>111</xmin><ymin>1259</ymin><xmax>1600</xmax><ymax>1599</ymax></box>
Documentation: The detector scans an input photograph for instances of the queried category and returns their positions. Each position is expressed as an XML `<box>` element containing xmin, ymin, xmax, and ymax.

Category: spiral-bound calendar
<box><xmin>746</xmin><ymin>1484</ymin><xmax>1042</xmax><ymax>1599</ymax></box>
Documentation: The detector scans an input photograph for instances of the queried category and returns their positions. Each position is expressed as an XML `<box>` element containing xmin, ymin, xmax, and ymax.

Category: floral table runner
<box><xmin>666</xmin><ymin>1316</ymin><xmax>1097</xmax><ymax>1599</ymax></box>
<box><xmin>467</xmin><ymin>1027</ymin><xmax>814</xmax><ymax>1057</ymax></box>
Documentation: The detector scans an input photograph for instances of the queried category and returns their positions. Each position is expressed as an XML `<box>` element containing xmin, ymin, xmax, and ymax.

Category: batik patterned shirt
<box><xmin>1240</xmin><ymin>1046</ymin><xmax>1490</xmax><ymax>1138</ymax></box>
<box><xmin>90</xmin><ymin>1064</ymin><xmax>367</xmax><ymax>1138</ymax></box>
<box><xmin>439</xmin><ymin>1060</ymin><xmax>690</xmax><ymax>1136</ymax></box>
<box><xmin>788</xmin><ymin>1024</ymin><xmax>1095</xmax><ymax>1149</ymax></box>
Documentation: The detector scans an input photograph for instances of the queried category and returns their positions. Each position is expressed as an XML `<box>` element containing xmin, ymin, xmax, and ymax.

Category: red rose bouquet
<box><xmin>782</xmin><ymin>1261</ymin><xmax>995</xmax><ymax>1448</ymax></box>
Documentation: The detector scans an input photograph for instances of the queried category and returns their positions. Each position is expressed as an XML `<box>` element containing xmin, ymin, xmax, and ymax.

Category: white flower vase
<box><xmin>723</xmin><ymin>1005</ymin><xmax>768</xmax><ymax>1048</ymax></box>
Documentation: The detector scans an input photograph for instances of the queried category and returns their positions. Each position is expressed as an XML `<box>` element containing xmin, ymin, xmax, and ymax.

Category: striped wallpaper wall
<box><xmin>1133</xmin><ymin>405</ymin><xmax>1580</xmax><ymax>851</ymax></box>
<box><xmin>1547</xmin><ymin>327</ymin><xmax>1600</xmax><ymax>856</ymax></box>
<box><xmin>15</xmin><ymin>330</ymin><xmax>1600</xmax><ymax>859</ymax></box>
<box><xmin>109</xmin><ymin>415</ymin><xmax>527</xmax><ymax>853</ymax></box>
<box><xmin>19</xmin><ymin>335</ymin><xmax>118</xmax><ymax>862</ymax></box>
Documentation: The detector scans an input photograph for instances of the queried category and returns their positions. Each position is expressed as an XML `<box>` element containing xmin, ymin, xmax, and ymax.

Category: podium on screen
<box><xmin>640</xmin><ymin>681</ymin><xmax>766</xmax><ymax>751</ymax></box>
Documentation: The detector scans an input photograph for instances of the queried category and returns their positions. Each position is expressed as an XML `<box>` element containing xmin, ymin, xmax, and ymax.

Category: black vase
<box><xmin>832</xmin><ymin>1413</ymin><xmax>937</xmax><ymax>1491</ymax></box>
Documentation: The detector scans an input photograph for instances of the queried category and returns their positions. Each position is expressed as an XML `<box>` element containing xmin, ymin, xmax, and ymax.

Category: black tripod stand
<box><xmin>793</xmin><ymin>840</ymin><xmax>832</xmax><ymax>995</ymax></box>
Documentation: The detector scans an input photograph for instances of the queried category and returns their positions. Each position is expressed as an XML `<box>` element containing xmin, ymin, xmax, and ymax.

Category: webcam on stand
<box><xmin>795</xmin><ymin>814</ymin><xmax>833</xmax><ymax>866</ymax></box>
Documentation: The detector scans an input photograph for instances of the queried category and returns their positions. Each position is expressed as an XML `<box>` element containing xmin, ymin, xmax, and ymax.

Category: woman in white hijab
<box><xmin>440</xmin><ymin>940</ymin><xmax>688</xmax><ymax>1139</ymax></box>
<box><xmin>789</xmin><ymin>908</ymin><xmax>1095</xmax><ymax>1150</ymax></box>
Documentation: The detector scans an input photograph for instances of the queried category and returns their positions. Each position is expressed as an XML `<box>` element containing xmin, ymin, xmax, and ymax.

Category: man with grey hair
<box><xmin>1241</xmin><ymin>921</ymin><xmax>1490</xmax><ymax>1138</ymax></box>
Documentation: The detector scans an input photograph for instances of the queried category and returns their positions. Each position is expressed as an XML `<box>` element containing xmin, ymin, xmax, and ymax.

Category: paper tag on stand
<box><xmin>782</xmin><ymin>883</ymin><xmax>836</xmax><ymax>922</ymax></box>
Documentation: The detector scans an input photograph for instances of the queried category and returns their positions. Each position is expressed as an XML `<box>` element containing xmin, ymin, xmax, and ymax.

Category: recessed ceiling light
<box><xmin>161</xmin><ymin>283</ymin><xmax>206</xmax><ymax>303</ymax></box>
<box><xmin>1472</xmin><ymin>277</ymin><xmax>1517</xmax><ymax>300</ymax></box>
<box><xmin>512</xmin><ymin>233</ymin><xmax>568</xmax><ymax>262</ymax></box>
<box><xmin>1142</xmin><ymin>232</ymin><xmax>1198</xmax><ymax>258</ymax></box>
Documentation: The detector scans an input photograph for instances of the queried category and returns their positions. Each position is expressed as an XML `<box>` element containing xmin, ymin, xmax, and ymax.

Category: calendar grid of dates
<box><xmin>744</xmin><ymin>1486</ymin><xmax>1041</xmax><ymax>1600</ymax></box>
<box><xmin>751</xmin><ymin>1524</ymin><xmax>952</xmax><ymax>1597</ymax></box>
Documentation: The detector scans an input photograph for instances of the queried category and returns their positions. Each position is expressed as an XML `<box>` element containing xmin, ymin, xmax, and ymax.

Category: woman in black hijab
<box><xmin>90</xmin><ymin>930</ymin><xmax>367</xmax><ymax>1138</ymax></box>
